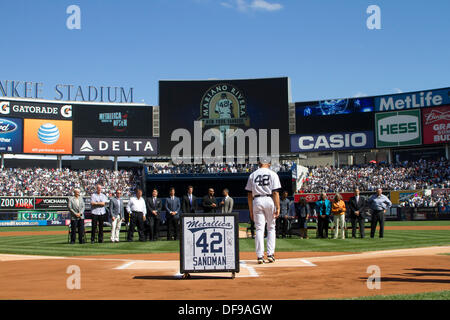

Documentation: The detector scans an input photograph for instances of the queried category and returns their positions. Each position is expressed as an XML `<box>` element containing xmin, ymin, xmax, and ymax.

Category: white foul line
<box><xmin>300</xmin><ymin>259</ymin><xmax>317</xmax><ymax>267</ymax></box>
<box><xmin>114</xmin><ymin>261</ymin><xmax>136</xmax><ymax>270</ymax></box>
<box><xmin>240</xmin><ymin>261</ymin><xmax>259</xmax><ymax>277</ymax></box>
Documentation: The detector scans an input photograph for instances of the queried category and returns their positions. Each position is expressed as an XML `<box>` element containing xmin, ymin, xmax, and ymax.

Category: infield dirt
<box><xmin>0</xmin><ymin>246</ymin><xmax>449</xmax><ymax>300</ymax></box>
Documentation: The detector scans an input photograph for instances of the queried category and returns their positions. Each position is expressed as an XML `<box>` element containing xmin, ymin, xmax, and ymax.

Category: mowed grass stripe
<box><xmin>346</xmin><ymin>290</ymin><xmax>450</xmax><ymax>300</ymax></box>
<box><xmin>0</xmin><ymin>230</ymin><xmax>449</xmax><ymax>257</ymax></box>
<box><xmin>0</xmin><ymin>226</ymin><xmax>69</xmax><ymax>232</ymax></box>
<box><xmin>2</xmin><ymin>220</ymin><xmax>450</xmax><ymax>233</ymax></box>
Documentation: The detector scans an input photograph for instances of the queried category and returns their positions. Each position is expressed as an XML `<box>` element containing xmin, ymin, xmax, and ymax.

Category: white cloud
<box><xmin>250</xmin><ymin>0</ymin><xmax>283</xmax><ymax>11</ymax></box>
<box><xmin>353</xmin><ymin>92</ymin><xmax>368</xmax><ymax>98</ymax></box>
<box><xmin>220</xmin><ymin>2</ymin><xmax>233</xmax><ymax>8</ymax></box>
<box><xmin>393</xmin><ymin>88</ymin><xmax>403</xmax><ymax>93</ymax></box>
<box><xmin>220</xmin><ymin>0</ymin><xmax>283</xmax><ymax>12</ymax></box>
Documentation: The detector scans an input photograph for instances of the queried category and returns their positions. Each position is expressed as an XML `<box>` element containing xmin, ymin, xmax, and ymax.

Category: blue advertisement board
<box><xmin>0</xmin><ymin>117</ymin><xmax>23</xmax><ymax>153</ymax></box>
<box><xmin>375</xmin><ymin>87</ymin><xmax>450</xmax><ymax>112</ymax></box>
<box><xmin>0</xmin><ymin>220</ymin><xmax>48</xmax><ymax>227</ymax></box>
<box><xmin>296</xmin><ymin>97</ymin><xmax>374</xmax><ymax>117</ymax></box>
<box><xmin>290</xmin><ymin>131</ymin><xmax>374</xmax><ymax>152</ymax></box>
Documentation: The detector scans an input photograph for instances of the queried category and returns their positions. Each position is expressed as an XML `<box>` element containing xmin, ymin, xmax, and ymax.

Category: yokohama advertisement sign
<box><xmin>34</xmin><ymin>197</ymin><xmax>69</xmax><ymax>210</ymax></box>
<box><xmin>294</xmin><ymin>193</ymin><xmax>355</xmax><ymax>203</ymax></box>
<box><xmin>422</xmin><ymin>105</ymin><xmax>450</xmax><ymax>145</ymax></box>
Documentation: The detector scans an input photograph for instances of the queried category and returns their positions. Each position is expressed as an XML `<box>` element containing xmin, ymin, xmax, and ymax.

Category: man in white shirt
<box><xmin>245</xmin><ymin>157</ymin><xmax>281</xmax><ymax>264</ymax></box>
<box><xmin>90</xmin><ymin>184</ymin><xmax>108</xmax><ymax>244</ymax></box>
<box><xmin>126</xmin><ymin>188</ymin><xmax>147</xmax><ymax>242</ymax></box>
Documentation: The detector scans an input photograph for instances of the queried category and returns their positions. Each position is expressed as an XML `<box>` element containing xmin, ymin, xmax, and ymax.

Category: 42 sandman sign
<box><xmin>375</xmin><ymin>109</ymin><xmax>422</xmax><ymax>148</ymax></box>
<box><xmin>180</xmin><ymin>213</ymin><xmax>240</xmax><ymax>276</ymax></box>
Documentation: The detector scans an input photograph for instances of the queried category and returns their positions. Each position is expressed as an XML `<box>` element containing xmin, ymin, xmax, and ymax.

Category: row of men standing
<box><xmin>132</xmin><ymin>186</ymin><xmax>234</xmax><ymax>242</ymax></box>
<box><xmin>68</xmin><ymin>184</ymin><xmax>234</xmax><ymax>243</ymax></box>
<box><xmin>314</xmin><ymin>188</ymin><xmax>392</xmax><ymax>239</ymax></box>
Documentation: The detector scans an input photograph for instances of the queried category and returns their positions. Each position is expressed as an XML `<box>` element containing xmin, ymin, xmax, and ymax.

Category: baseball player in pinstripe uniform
<box><xmin>245</xmin><ymin>157</ymin><xmax>281</xmax><ymax>264</ymax></box>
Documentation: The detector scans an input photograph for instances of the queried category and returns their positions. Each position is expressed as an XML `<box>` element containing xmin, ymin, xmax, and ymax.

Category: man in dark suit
<box><xmin>202</xmin><ymin>188</ymin><xmax>218</xmax><ymax>213</ymax></box>
<box><xmin>182</xmin><ymin>185</ymin><xmax>198</xmax><ymax>214</ymax></box>
<box><xmin>348</xmin><ymin>188</ymin><xmax>367</xmax><ymax>238</ymax></box>
<box><xmin>165</xmin><ymin>187</ymin><xmax>181</xmax><ymax>240</ymax></box>
<box><xmin>146</xmin><ymin>188</ymin><xmax>162</xmax><ymax>241</ymax></box>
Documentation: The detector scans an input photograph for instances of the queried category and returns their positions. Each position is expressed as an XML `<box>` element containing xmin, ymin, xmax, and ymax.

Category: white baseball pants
<box><xmin>333</xmin><ymin>214</ymin><xmax>345</xmax><ymax>239</ymax></box>
<box><xmin>253</xmin><ymin>197</ymin><xmax>276</xmax><ymax>258</ymax></box>
<box><xmin>111</xmin><ymin>217</ymin><xmax>123</xmax><ymax>242</ymax></box>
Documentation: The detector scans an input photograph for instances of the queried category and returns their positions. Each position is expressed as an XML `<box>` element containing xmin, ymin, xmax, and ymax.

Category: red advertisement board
<box><xmin>294</xmin><ymin>192</ymin><xmax>355</xmax><ymax>203</ymax></box>
<box><xmin>422</xmin><ymin>105</ymin><xmax>450</xmax><ymax>145</ymax></box>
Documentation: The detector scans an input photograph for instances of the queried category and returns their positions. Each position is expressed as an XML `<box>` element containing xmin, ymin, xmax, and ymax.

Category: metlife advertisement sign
<box><xmin>74</xmin><ymin>137</ymin><xmax>158</xmax><ymax>156</ymax></box>
<box><xmin>375</xmin><ymin>87</ymin><xmax>450</xmax><ymax>112</ymax></box>
<box><xmin>375</xmin><ymin>110</ymin><xmax>422</xmax><ymax>148</ymax></box>
<box><xmin>290</xmin><ymin>131</ymin><xmax>374</xmax><ymax>152</ymax></box>
<box><xmin>0</xmin><ymin>117</ymin><xmax>23</xmax><ymax>153</ymax></box>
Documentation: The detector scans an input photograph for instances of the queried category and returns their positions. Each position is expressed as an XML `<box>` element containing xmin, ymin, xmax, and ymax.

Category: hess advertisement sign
<box><xmin>375</xmin><ymin>110</ymin><xmax>421</xmax><ymax>148</ymax></box>
<box><xmin>23</xmin><ymin>119</ymin><xmax>73</xmax><ymax>154</ymax></box>
<box><xmin>422</xmin><ymin>105</ymin><xmax>450</xmax><ymax>145</ymax></box>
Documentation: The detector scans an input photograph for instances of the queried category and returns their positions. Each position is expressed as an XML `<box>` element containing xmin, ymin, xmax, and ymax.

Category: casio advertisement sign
<box><xmin>375</xmin><ymin>110</ymin><xmax>421</xmax><ymax>147</ymax></box>
<box><xmin>375</xmin><ymin>88</ymin><xmax>450</xmax><ymax>112</ymax></box>
<box><xmin>74</xmin><ymin>137</ymin><xmax>158</xmax><ymax>156</ymax></box>
<box><xmin>290</xmin><ymin>131</ymin><xmax>374</xmax><ymax>152</ymax></box>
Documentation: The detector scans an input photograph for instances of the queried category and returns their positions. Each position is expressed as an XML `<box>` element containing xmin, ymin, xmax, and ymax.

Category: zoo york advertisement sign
<box><xmin>0</xmin><ymin>197</ymin><xmax>69</xmax><ymax>211</ymax></box>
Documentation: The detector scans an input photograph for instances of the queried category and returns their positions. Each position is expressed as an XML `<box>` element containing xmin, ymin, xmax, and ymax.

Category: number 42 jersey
<box><xmin>245</xmin><ymin>167</ymin><xmax>281</xmax><ymax>197</ymax></box>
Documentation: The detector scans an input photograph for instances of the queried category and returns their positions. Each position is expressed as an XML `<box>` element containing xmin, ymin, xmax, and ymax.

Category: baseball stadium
<box><xmin>1</xmin><ymin>1</ymin><xmax>450</xmax><ymax>304</ymax></box>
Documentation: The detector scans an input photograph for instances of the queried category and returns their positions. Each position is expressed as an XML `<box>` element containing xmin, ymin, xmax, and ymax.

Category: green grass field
<box><xmin>348</xmin><ymin>290</ymin><xmax>450</xmax><ymax>300</ymax></box>
<box><xmin>0</xmin><ymin>221</ymin><xmax>449</xmax><ymax>257</ymax></box>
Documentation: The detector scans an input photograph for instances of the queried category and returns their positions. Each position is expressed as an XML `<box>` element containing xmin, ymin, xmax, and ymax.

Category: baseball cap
<box><xmin>258</xmin><ymin>156</ymin><xmax>272</xmax><ymax>164</ymax></box>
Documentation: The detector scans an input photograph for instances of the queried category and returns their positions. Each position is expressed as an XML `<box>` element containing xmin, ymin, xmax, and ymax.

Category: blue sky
<box><xmin>1</xmin><ymin>0</ymin><xmax>449</xmax><ymax>105</ymax></box>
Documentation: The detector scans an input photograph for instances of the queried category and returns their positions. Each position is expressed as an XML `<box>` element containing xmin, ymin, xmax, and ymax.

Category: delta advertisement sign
<box><xmin>422</xmin><ymin>105</ymin><xmax>450</xmax><ymax>145</ymax></box>
<box><xmin>375</xmin><ymin>110</ymin><xmax>421</xmax><ymax>148</ymax></box>
<box><xmin>375</xmin><ymin>88</ymin><xmax>450</xmax><ymax>112</ymax></box>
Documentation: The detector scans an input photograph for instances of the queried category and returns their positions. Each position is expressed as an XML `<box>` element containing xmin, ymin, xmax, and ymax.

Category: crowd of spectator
<box><xmin>0</xmin><ymin>168</ymin><xmax>139</xmax><ymax>197</ymax></box>
<box><xmin>300</xmin><ymin>160</ymin><xmax>450</xmax><ymax>193</ymax></box>
<box><xmin>399</xmin><ymin>193</ymin><xmax>450</xmax><ymax>208</ymax></box>
<box><xmin>147</xmin><ymin>161</ymin><xmax>293</xmax><ymax>175</ymax></box>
